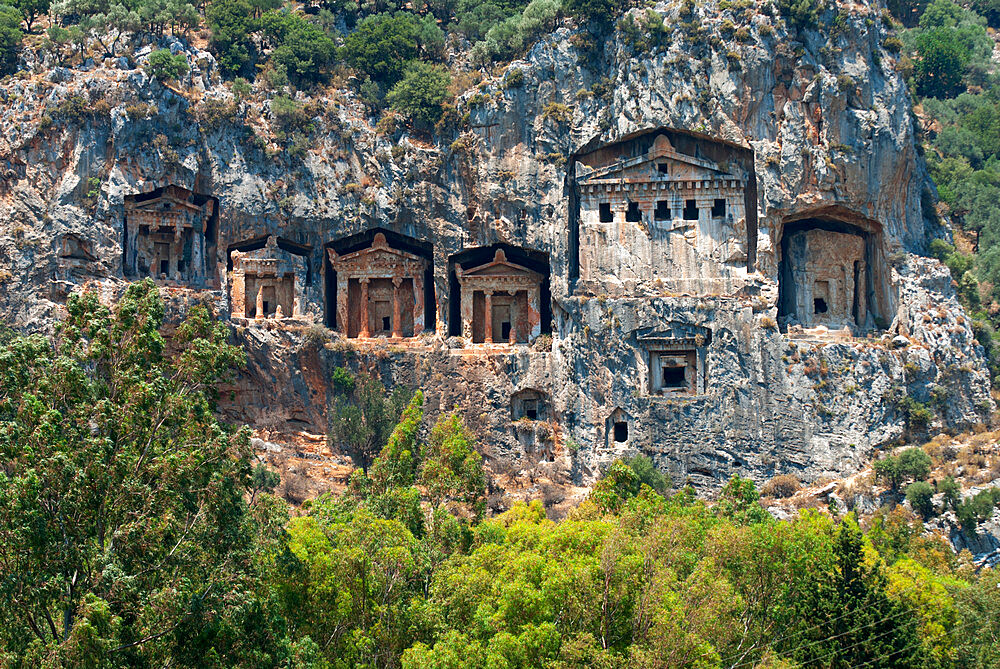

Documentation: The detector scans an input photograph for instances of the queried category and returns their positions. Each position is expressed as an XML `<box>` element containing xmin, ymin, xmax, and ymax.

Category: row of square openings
<box><xmin>598</xmin><ymin>199</ymin><xmax>727</xmax><ymax>223</ymax></box>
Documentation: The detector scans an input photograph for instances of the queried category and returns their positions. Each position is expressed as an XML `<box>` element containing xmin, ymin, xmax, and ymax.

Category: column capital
<box><xmin>359</xmin><ymin>277</ymin><xmax>371</xmax><ymax>285</ymax></box>
<box><xmin>392</xmin><ymin>276</ymin><xmax>403</xmax><ymax>287</ymax></box>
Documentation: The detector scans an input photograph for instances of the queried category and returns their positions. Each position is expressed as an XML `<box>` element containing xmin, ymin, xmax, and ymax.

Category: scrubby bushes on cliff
<box><xmin>386</xmin><ymin>60</ymin><xmax>451</xmax><ymax>125</ymax></box>
<box><xmin>144</xmin><ymin>47</ymin><xmax>188</xmax><ymax>80</ymax></box>
<box><xmin>0</xmin><ymin>2</ymin><xmax>22</xmax><ymax>74</ymax></box>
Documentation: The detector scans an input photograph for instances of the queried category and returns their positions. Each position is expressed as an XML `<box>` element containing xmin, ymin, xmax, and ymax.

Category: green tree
<box><xmin>777</xmin><ymin>0</ymin><xmax>823</xmax><ymax>31</ymax></box>
<box><xmin>0</xmin><ymin>281</ymin><xmax>289</xmax><ymax>665</ymax></box>
<box><xmin>207</xmin><ymin>0</ymin><xmax>257</xmax><ymax>75</ymax></box>
<box><xmin>11</xmin><ymin>0</ymin><xmax>48</xmax><ymax>32</ymax></box>
<box><xmin>905</xmin><ymin>481</ymin><xmax>936</xmax><ymax>517</ymax></box>
<box><xmin>340</xmin><ymin>11</ymin><xmax>419</xmax><ymax>86</ymax></box>
<box><xmin>386</xmin><ymin>60</ymin><xmax>452</xmax><ymax>126</ymax></box>
<box><xmin>623</xmin><ymin>453</ymin><xmax>669</xmax><ymax>495</ymax></box>
<box><xmin>259</xmin><ymin>9</ymin><xmax>336</xmax><ymax>87</ymax></box>
<box><xmin>145</xmin><ymin>48</ymin><xmax>190</xmax><ymax>80</ymax></box>
<box><xmin>328</xmin><ymin>368</ymin><xmax>411</xmax><ymax>472</ymax></box>
<box><xmin>0</xmin><ymin>2</ymin><xmax>21</xmax><ymax>74</ymax></box>
<box><xmin>562</xmin><ymin>0</ymin><xmax>615</xmax><ymax>29</ymax></box>
<box><xmin>419</xmin><ymin>412</ymin><xmax>486</xmax><ymax>514</ymax></box>
<box><xmin>914</xmin><ymin>27</ymin><xmax>971</xmax><ymax>98</ymax></box>
<box><xmin>53</xmin><ymin>0</ymin><xmax>141</xmax><ymax>55</ymax></box>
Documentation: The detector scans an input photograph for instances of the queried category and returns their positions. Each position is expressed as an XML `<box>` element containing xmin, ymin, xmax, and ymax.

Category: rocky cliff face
<box><xmin>0</xmin><ymin>0</ymin><xmax>992</xmax><ymax>494</ymax></box>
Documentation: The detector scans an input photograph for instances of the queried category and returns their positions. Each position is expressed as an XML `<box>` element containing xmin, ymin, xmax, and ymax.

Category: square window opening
<box><xmin>625</xmin><ymin>201</ymin><xmax>641</xmax><ymax>222</ymax></box>
<box><xmin>711</xmin><ymin>198</ymin><xmax>726</xmax><ymax>218</ymax></box>
<box><xmin>657</xmin><ymin>163</ymin><xmax>669</xmax><ymax>175</ymax></box>
<box><xmin>661</xmin><ymin>365</ymin><xmax>686</xmax><ymax>387</ymax></box>
<box><xmin>599</xmin><ymin>202</ymin><xmax>613</xmax><ymax>222</ymax></box>
<box><xmin>683</xmin><ymin>199</ymin><xmax>698</xmax><ymax>220</ymax></box>
<box><xmin>814</xmin><ymin>298</ymin><xmax>828</xmax><ymax>314</ymax></box>
<box><xmin>613</xmin><ymin>421</ymin><xmax>628</xmax><ymax>443</ymax></box>
<box><xmin>655</xmin><ymin>200</ymin><xmax>670</xmax><ymax>221</ymax></box>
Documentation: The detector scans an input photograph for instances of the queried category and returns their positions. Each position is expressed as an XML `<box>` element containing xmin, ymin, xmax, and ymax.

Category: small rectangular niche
<box><xmin>683</xmin><ymin>199</ymin><xmax>698</xmax><ymax>221</ymax></box>
<box><xmin>613</xmin><ymin>421</ymin><xmax>628</xmax><ymax>442</ymax></box>
<box><xmin>599</xmin><ymin>202</ymin><xmax>613</xmax><ymax>222</ymax></box>
<box><xmin>657</xmin><ymin>163</ymin><xmax>669</xmax><ymax>175</ymax></box>
<box><xmin>654</xmin><ymin>200</ymin><xmax>670</xmax><ymax>221</ymax></box>
<box><xmin>649</xmin><ymin>349</ymin><xmax>697</xmax><ymax>395</ymax></box>
<box><xmin>712</xmin><ymin>198</ymin><xmax>726</xmax><ymax>218</ymax></box>
<box><xmin>625</xmin><ymin>201</ymin><xmax>642</xmax><ymax>223</ymax></box>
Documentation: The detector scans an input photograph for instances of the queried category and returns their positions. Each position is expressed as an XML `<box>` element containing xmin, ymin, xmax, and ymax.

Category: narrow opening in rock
<box><xmin>814</xmin><ymin>298</ymin><xmax>828</xmax><ymax>314</ymax></box>
<box><xmin>712</xmin><ymin>198</ymin><xmax>726</xmax><ymax>218</ymax></box>
<box><xmin>655</xmin><ymin>200</ymin><xmax>670</xmax><ymax>221</ymax></box>
<box><xmin>626</xmin><ymin>201</ymin><xmax>641</xmax><ymax>222</ymax></box>
<box><xmin>599</xmin><ymin>202</ymin><xmax>613</xmax><ymax>222</ymax></box>
<box><xmin>613</xmin><ymin>421</ymin><xmax>628</xmax><ymax>442</ymax></box>
<box><xmin>683</xmin><ymin>199</ymin><xmax>698</xmax><ymax>220</ymax></box>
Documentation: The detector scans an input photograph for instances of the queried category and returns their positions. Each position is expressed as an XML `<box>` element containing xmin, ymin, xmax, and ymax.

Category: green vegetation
<box><xmin>144</xmin><ymin>48</ymin><xmax>189</xmax><ymax>80</ymax></box>
<box><xmin>891</xmin><ymin>0</ymin><xmax>1000</xmax><ymax>381</ymax></box>
<box><xmin>0</xmin><ymin>2</ymin><xmax>22</xmax><ymax>74</ymax></box>
<box><xmin>873</xmin><ymin>446</ymin><xmax>933</xmax><ymax>490</ymax></box>
<box><xmin>2</xmin><ymin>286</ymin><xmax>1000</xmax><ymax>667</ymax></box>
<box><xmin>386</xmin><ymin>60</ymin><xmax>452</xmax><ymax>126</ymax></box>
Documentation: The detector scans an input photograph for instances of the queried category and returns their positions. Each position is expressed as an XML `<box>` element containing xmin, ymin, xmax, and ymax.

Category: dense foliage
<box><xmin>894</xmin><ymin>0</ymin><xmax>1000</xmax><ymax>380</ymax></box>
<box><xmin>2</xmin><ymin>287</ymin><xmax>1000</xmax><ymax>667</ymax></box>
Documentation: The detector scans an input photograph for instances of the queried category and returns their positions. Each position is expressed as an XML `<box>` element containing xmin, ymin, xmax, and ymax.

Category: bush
<box><xmin>0</xmin><ymin>3</ymin><xmax>22</xmax><ymax>75</ymax></box>
<box><xmin>905</xmin><ymin>480</ymin><xmax>936</xmax><ymax>517</ymax></box>
<box><xmin>761</xmin><ymin>474</ymin><xmax>801</xmax><ymax>499</ymax></box>
<box><xmin>937</xmin><ymin>475</ymin><xmax>961</xmax><ymax>510</ymax></box>
<box><xmin>259</xmin><ymin>10</ymin><xmax>336</xmax><ymax>87</ymax></box>
<box><xmin>873</xmin><ymin>447</ymin><xmax>932</xmax><ymax>490</ymax></box>
<box><xmin>956</xmin><ymin>487</ymin><xmax>1000</xmax><ymax>531</ymax></box>
<box><xmin>914</xmin><ymin>27</ymin><xmax>971</xmax><ymax>99</ymax></box>
<box><xmin>778</xmin><ymin>0</ymin><xmax>823</xmax><ymax>31</ymax></box>
<box><xmin>386</xmin><ymin>60</ymin><xmax>452</xmax><ymax>126</ymax></box>
<box><xmin>145</xmin><ymin>49</ymin><xmax>189</xmax><ymax>81</ymax></box>
<box><xmin>564</xmin><ymin>0</ymin><xmax>616</xmax><ymax>28</ymax></box>
<box><xmin>623</xmin><ymin>454</ymin><xmax>670</xmax><ymax>495</ymax></box>
<box><xmin>207</xmin><ymin>0</ymin><xmax>256</xmax><ymax>76</ymax></box>
<box><xmin>270</xmin><ymin>95</ymin><xmax>312</xmax><ymax>133</ymax></box>
<box><xmin>341</xmin><ymin>12</ymin><xmax>420</xmax><ymax>86</ymax></box>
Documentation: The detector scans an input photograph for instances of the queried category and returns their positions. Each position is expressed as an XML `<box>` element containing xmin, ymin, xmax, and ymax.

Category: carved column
<box><xmin>255</xmin><ymin>285</ymin><xmax>264</xmax><ymax>319</ymax></box>
<box><xmin>336</xmin><ymin>274</ymin><xmax>349</xmax><ymax>334</ymax></box>
<box><xmin>508</xmin><ymin>291</ymin><xmax>516</xmax><ymax>345</ymax></box>
<box><xmin>528</xmin><ymin>285</ymin><xmax>541</xmax><ymax>342</ymax></box>
<box><xmin>392</xmin><ymin>277</ymin><xmax>403</xmax><ymax>339</ymax></box>
<box><xmin>359</xmin><ymin>278</ymin><xmax>370</xmax><ymax>338</ymax></box>
<box><xmin>461</xmin><ymin>287</ymin><xmax>474</xmax><ymax>340</ymax></box>
<box><xmin>412</xmin><ymin>272</ymin><xmax>425</xmax><ymax>333</ymax></box>
<box><xmin>484</xmin><ymin>290</ymin><xmax>493</xmax><ymax>343</ymax></box>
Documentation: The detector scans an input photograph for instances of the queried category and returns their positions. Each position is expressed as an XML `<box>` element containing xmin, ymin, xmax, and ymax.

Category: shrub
<box><xmin>145</xmin><ymin>49</ymin><xmax>189</xmax><ymax>81</ymax></box>
<box><xmin>386</xmin><ymin>61</ymin><xmax>452</xmax><ymax>126</ymax></box>
<box><xmin>937</xmin><ymin>475</ymin><xmax>961</xmax><ymax>510</ymax></box>
<box><xmin>259</xmin><ymin>10</ymin><xmax>336</xmax><ymax>88</ymax></box>
<box><xmin>231</xmin><ymin>77</ymin><xmax>252</xmax><ymax>98</ymax></box>
<box><xmin>623</xmin><ymin>454</ymin><xmax>670</xmax><ymax>495</ymax></box>
<box><xmin>564</xmin><ymin>0</ymin><xmax>617</xmax><ymax>28</ymax></box>
<box><xmin>502</xmin><ymin>67</ymin><xmax>524</xmax><ymax>88</ymax></box>
<box><xmin>873</xmin><ymin>447</ymin><xmax>932</xmax><ymax>490</ymax></box>
<box><xmin>778</xmin><ymin>0</ymin><xmax>823</xmax><ymax>31</ymax></box>
<box><xmin>270</xmin><ymin>95</ymin><xmax>311</xmax><ymax>133</ymax></box>
<box><xmin>192</xmin><ymin>98</ymin><xmax>241</xmax><ymax>130</ymax></box>
<box><xmin>341</xmin><ymin>12</ymin><xmax>420</xmax><ymax>86</ymax></box>
<box><xmin>905</xmin><ymin>480</ymin><xmax>936</xmax><ymax>517</ymax></box>
<box><xmin>207</xmin><ymin>0</ymin><xmax>256</xmax><ymax>76</ymax></box>
<box><xmin>956</xmin><ymin>487</ymin><xmax>1000</xmax><ymax>531</ymax></box>
<box><xmin>914</xmin><ymin>27</ymin><xmax>971</xmax><ymax>99</ymax></box>
<box><xmin>761</xmin><ymin>474</ymin><xmax>801</xmax><ymax>499</ymax></box>
<box><xmin>541</xmin><ymin>101</ymin><xmax>572</xmax><ymax>122</ymax></box>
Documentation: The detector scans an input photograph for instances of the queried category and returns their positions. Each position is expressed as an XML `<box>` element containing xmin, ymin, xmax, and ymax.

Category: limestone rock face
<box><xmin>0</xmin><ymin>2</ymin><xmax>992</xmax><ymax>490</ymax></box>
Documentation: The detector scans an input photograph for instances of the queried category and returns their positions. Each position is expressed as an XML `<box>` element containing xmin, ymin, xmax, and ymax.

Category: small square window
<box><xmin>662</xmin><ymin>365</ymin><xmax>686</xmax><ymax>387</ymax></box>
<box><xmin>711</xmin><ymin>198</ymin><xmax>726</xmax><ymax>218</ymax></box>
<box><xmin>683</xmin><ymin>199</ymin><xmax>698</xmax><ymax>220</ymax></box>
<box><xmin>655</xmin><ymin>200</ymin><xmax>670</xmax><ymax>221</ymax></box>
<box><xmin>599</xmin><ymin>202</ymin><xmax>613</xmax><ymax>222</ymax></box>
<box><xmin>657</xmin><ymin>163</ymin><xmax>669</xmax><ymax>175</ymax></box>
<box><xmin>625</xmin><ymin>201</ymin><xmax>641</xmax><ymax>222</ymax></box>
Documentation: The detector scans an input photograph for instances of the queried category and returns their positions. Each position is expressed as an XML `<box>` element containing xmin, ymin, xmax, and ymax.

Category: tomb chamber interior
<box><xmin>777</xmin><ymin>217</ymin><xmax>891</xmax><ymax>332</ymax></box>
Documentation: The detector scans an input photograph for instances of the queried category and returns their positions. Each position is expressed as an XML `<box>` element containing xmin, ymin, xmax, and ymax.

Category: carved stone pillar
<box><xmin>255</xmin><ymin>285</ymin><xmax>264</xmax><ymax>319</ymax></box>
<box><xmin>392</xmin><ymin>277</ymin><xmax>403</xmax><ymax>339</ymax></box>
<box><xmin>336</xmin><ymin>274</ymin><xmax>349</xmax><ymax>334</ymax></box>
<box><xmin>461</xmin><ymin>288</ymin><xmax>474</xmax><ymax>340</ymax></box>
<box><xmin>508</xmin><ymin>292</ymin><xmax>516</xmax><ymax>345</ymax></box>
<box><xmin>484</xmin><ymin>290</ymin><xmax>493</xmax><ymax>344</ymax></box>
<box><xmin>412</xmin><ymin>273</ymin><xmax>424</xmax><ymax>333</ymax></box>
<box><xmin>359</xmin><ymin>278</ymin><xmax>370</xmax><ymax>338</ymax></box>
<box><xmin>527</xmin><ymin>286</ymin><xmax>541</xmax><ymax>341</ymax></box>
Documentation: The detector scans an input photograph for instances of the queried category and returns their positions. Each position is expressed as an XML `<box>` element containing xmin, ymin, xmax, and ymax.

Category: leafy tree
<box><xmin>905</xmin><ymin>481</ymin><xmax>936</xmax><ymax>517</ymax></box>
<box><xmin>914</xmin><ymin>27</ymin><xmax>971</xmax><ymax>98</ymax></box>
<box><xmin>955</xmin><ymin>487</ymin><xmax>1000</xmax><ymax>532</ymax></box>
<box><xmin>563</xmin><ymin>0</ymin><xmax>614</xmax><ymax>29</ymax></box>
<box><xmin>936</xmin><ymin>475</ymin><xmax>961</xmax><ymax>510</ymax></box>
<box><xmin>145</xmin><ymin>47</ymin><xmax>189</xmax><ymax>80</ymax></box>
<box><xmin>328</xmin><ymin>368</ymin><xmax>411</xmax><ymax>472</ymax></box>
<box><xmin>622</xmin><ymin>453</ymin><xmax>669</xmax><ymax>494</ymax></box>
<box><xmin>972</xmin><ymin>0</ymin><xmax>1000</xmax><ymax>27</ymax></box>
<box><xmin>874</xmin><ymin>447</ymin><xmax>931</xmax><ymax>490</ymax></box>
<box><xmin>259</xmin><ymin>9</ymin><xmax>336</xmax><ymax>87</ymax></box>
<box><xmin>340</xmin><ymin>11</ymin><xmax>419</xmax><ymax>86</ymax></box>
<box><xmin>0</xmin><ymin>281</ymin><xmax>290</xmax><ymax>665</ymax></box>
<box><xmin>777</xmin><ymin>0</ymin><xmax>823</xmax><ymax>31</ymax></box>
<box><xmin>715</xmin><ymin>474</ymin><xmax>771</xmax><ymax>525</ymax></box>
<box><xmin>53</xmin><ymin>0</ymin><xmax>141</xmax><ymax>56</ymax></box>
<box><xmin>887</xmin><ymin>0</ymin><xmax>928</xmax><ymax>26</ymax></box>
<box><xmin>955</xmin><ymin>567</ymin><xmax>1000</xmax><ymax>668</ymax></box>
<box><xmin>11</xmin><ymin>0</ymin><xmax>48</xmax><ymax>32</ymax></box>
<box><xmin>419</xmin><ymin>412</ymin><xmax>486</xmax><ymax>514</ymax></box>
<box><xmin>386</xmin><ymin>60</ymin><xmax>451</xmax><ymax>125</ymax></box>
<box><xmin>207</xmin><ymin>0</ymin><xmax>257</xmax><ymax>75</ymax></box>
<box><xmin>0</xmin><ymin>2</ymin><xmax>21</xmax><ymax>74</ymax></box>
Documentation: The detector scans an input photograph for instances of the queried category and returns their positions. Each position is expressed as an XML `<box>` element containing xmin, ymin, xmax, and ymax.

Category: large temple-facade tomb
<box><xmin>455</xmin><ymin>249</ymin><xmax>544</xmax><ymax>345</ymax></box>
<box><xmin>229</xmin><ymin>235</ymin><xmax>309</xmax><ymax>321</ymax></box>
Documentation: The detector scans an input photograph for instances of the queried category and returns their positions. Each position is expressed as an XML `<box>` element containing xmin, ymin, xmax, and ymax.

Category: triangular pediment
<box><xmin>577</xmin><ymin>135</ymin><xmax>735</xmax><ymax>184</ymax></box>
<box><xmin>461</xmin><ymin>249</ymin><xmax>541</xmax><ymax>279</ymax></box>
<box><xmin>329</xmin><ymin>232</ymin><xmax>427</xmax><ymax>267</ymax></box>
